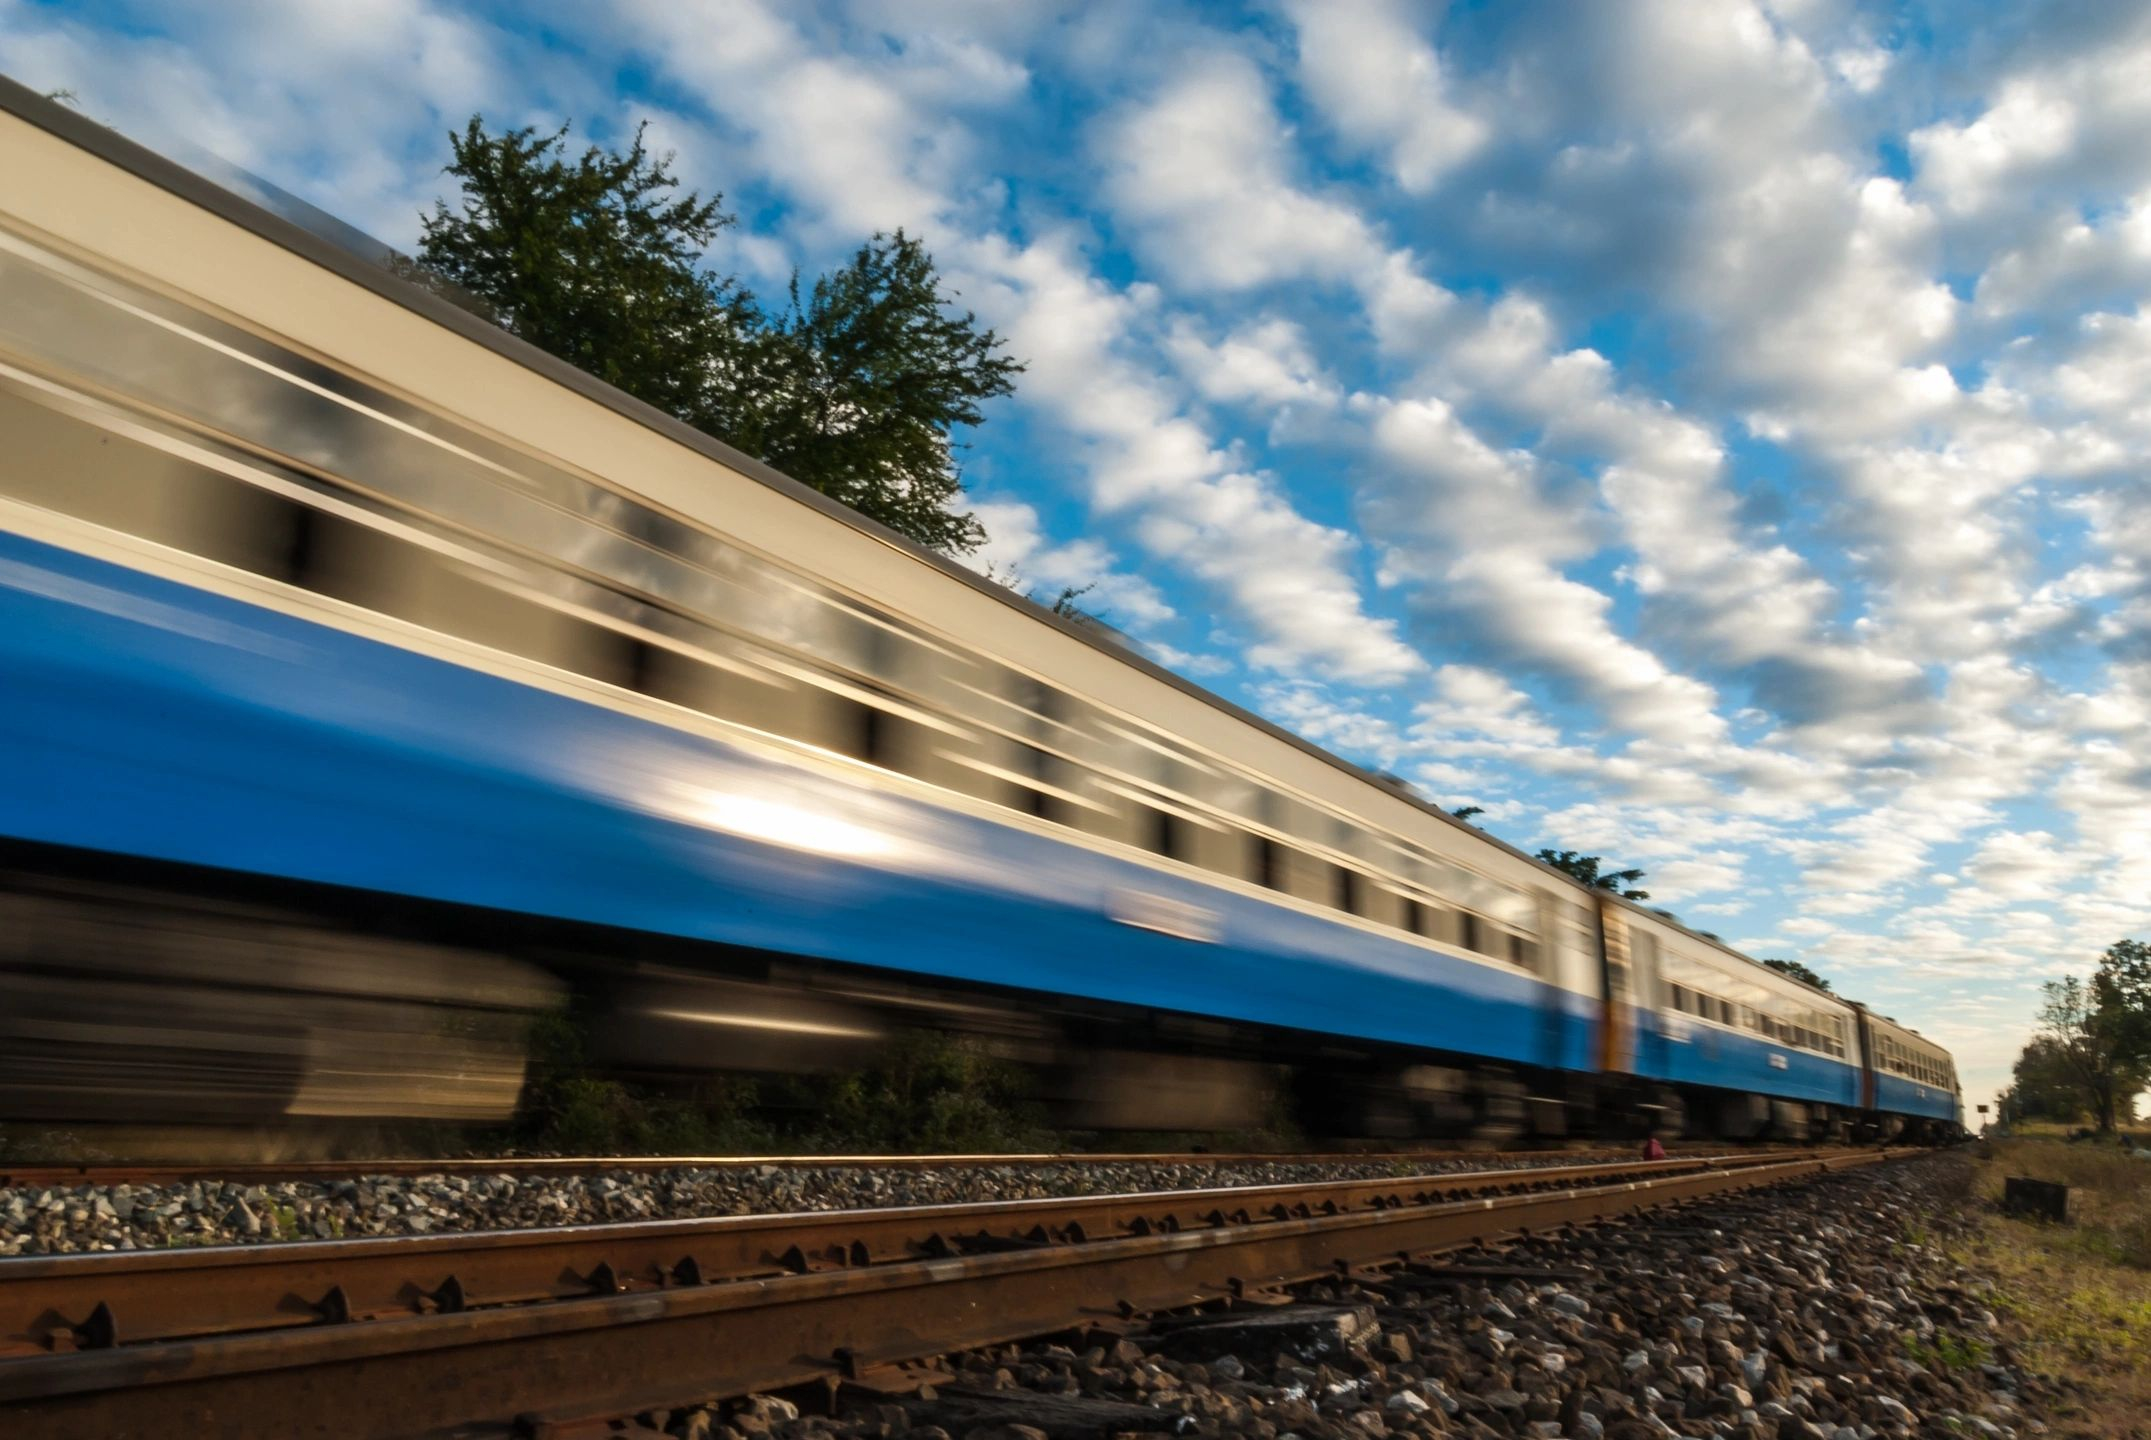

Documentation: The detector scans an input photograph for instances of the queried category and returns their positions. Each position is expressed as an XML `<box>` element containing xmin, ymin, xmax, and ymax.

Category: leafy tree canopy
<box><xmin>2095</xmin><ymin>937</ymin><xmax>2151</xmax><ymax>1071</ymax></box>
<box><xmin>417</xmin><ymin>118</ymin><xmax>1020</xmax><ymax>555</ymax></box>
<box><xmin>1760</xmin><ymin>957</ymin><xmax>1833</xmax><ymax>993</ymax></box>
<box><xmin>419</xmin><ymin>119</ymin><xmax>755</xmax><ymax>423</ymax></box>
<box><xmin>719</xmin><ymin>233</ymin><xmax>1021</xmax><ymax>554</ymax></box>
<box><xmin>2002</xmin><ymin>1036</ymin><xmax>2102</xmax><ymax>1126</ymax></box>
<box><xmin>1535</xmin><ymin>849</ymin><xmax>1649</xmax><ymax>901</ymax></box>
<box><xmin>2033</xmin><ymin>971</ymin><xmax>2149</xmax><ymax>1135</ymax></box>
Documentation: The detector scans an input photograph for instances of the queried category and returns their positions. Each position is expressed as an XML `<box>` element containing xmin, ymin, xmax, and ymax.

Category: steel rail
<box><xmin>0</xmin><ymin>1149</ymin><xmax>1907</xmax><ymax>1439</ymax></box>
<box><xmin>0</xmin><ymin>1142</ymin><xmax>1721</xmax><ymax>1190</ymax></box>
<box><xmin>0</xmin><ymin>1151</ymin><xmax>1811</xmax><ymax>1355</ymax></box>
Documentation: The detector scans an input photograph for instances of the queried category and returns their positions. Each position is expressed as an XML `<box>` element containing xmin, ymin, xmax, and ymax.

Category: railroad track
<box><xmin>0</xmin><ymin>1140</ymin><xmax>1735</xmax><ymax>1190</ymax></box>
<box><xmin>0</xmin><ymin>1147</ymin><xmax>1908</xmax><ymax>1439</ymax></box>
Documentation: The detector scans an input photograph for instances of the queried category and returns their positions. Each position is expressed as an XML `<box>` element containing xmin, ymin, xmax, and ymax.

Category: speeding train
<box><xmin>0</xmin><ymin>81</ymin><xmax>1962</xmax><ymax>1144</ymax></box>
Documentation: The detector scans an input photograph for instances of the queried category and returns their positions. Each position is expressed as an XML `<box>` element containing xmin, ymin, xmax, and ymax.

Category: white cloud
<box><xmin>1367</xmin><ymin>395</ymin><xmax>1730</xmax><ymax>748</ymax></box>
<box><xmin>1283</xmin><ymin>0</ymin><xmax>1486</xmax><ymax>193</ymax></box>
<box><xmin>965</xmin><ymin>499</ymin><xmax>1176</xmax><ymax>633</ymax></box>
<box><xmin>1163</xmin><ymin>317</ymin><xmax>1341</xmax><ymax>412</ymax></box>
<box><xmin>1098</xmin><ymin>53</ymin><xmax>1383</xmax><ymax>292</ymax></box>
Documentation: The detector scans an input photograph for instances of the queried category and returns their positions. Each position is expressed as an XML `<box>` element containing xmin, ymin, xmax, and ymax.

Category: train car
<box><xmin>0</xmin><ymin>79</ymin><xmax>1954</xmax><ymax>1142</ymax></box>
<box><xmin>1599</xmin><ymin>903</ymin><xmax>1862</xmax><ymax>1140</ymax></box>
<box><xmin>1856</xmin><ymin>1009</ymin><xmax>1962</xmax><ymax>1141</ymax></box>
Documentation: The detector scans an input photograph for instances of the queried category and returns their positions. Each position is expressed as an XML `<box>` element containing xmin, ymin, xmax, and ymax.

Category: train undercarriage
<box><xmin>0</xmin><ymin>843</ymin><xmax>1956</xmax><ymax>1152</ymax></box>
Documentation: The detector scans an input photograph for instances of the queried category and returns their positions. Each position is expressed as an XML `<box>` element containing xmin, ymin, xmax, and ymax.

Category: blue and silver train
<box><xmin>0</xmin><ymin>81</ymin><xmax>1961</xmax><ymax>1143</ymax></box>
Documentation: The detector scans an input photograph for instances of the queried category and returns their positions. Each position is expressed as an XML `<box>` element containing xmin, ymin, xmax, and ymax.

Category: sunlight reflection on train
<box><xmin>692</xmin><ymin>791</ymin><xmax>900</xmax><ymax>861</ymax></box>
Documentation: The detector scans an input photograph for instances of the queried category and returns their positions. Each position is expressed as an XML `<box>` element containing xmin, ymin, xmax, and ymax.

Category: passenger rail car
<box><xmin>0</xmin><ymin>81</ymin><xmax>1961</xmax><ymax>1142</ymax></box>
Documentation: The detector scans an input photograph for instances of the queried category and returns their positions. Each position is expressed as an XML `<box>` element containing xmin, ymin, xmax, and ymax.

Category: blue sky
<box><xmin>9</xmin><ymin>0</ymin><xmax>2151</xmax><ymax>1112</ymax></box>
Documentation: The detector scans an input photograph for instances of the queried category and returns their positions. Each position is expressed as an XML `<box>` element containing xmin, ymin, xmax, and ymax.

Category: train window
<box><xmin>1419</xmin><ymin>900</ymin><xmax>1462</xmax><ymax>946</ymax></box>
<box><xmin>1335</xmin><ymin>866</ymin><xmax>1362</xmax><ymax>916</ymax></box>
<box><xmin>1145</xmin><ymin>804</ymin><xmax>1187</xmax><ymax>862</ymax></box>
<box><xmin>1403</xmin><ymin>896</ymin><xmax>1426</xmax><ymax>937</ymax></box>
<box><xmin>1459</xmin><ymin>911</ymin><xmax>1484</xmax><ymax>956</ymax></box>
<box><xmin>1511</xmin><ymin>935</ymin><xmax>1539</xmax><ymax>973</ymax></box>
<box><xmin>1253</xmin><ymin>834</ymin><xmax>1284</xmax><ymax>891</ymax></box>
<box><xmin>1355</xmin><ymin>879</ymin><xmax>1404</xmax><ymax>930</ymax></box>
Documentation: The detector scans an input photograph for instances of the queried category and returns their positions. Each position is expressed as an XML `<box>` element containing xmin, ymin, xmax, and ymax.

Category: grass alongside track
<box><xmin>1952</xmin><ymin>1139</ymin><xmax>2151</xmax><ymax>1440</ymax></box>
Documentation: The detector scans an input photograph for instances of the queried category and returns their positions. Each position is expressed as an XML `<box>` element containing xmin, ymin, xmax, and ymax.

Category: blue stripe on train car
<box><xmin>1632</xmin><ymin>1016</ymin><xmax>1862</xmax><ymax>1109</ymax></box>
<box><xmin>1872</xmin><ymin>1071</ymin><xmax>1957</xmax><ymax>1122</ymax></box>
<box><xmin>0</xmin><ymin>531</ymin><xmax>1600</xmax><ymax>1075</ymax></box>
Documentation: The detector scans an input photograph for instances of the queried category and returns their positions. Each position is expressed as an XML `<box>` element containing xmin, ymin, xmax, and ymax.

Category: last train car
<box><xmin>1858</xmin><ymin>1010</ymin><xmax>1962</xmax><ymax>1140</ymax></box>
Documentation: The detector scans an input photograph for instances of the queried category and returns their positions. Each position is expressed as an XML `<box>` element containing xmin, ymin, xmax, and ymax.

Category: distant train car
<box><xmin>1857</xmin><ymin>1010</ymin><xmax>1961</xmax><ymax>1140</ymax></box>
<box><xmin>0</xmin><ymin>80</ymin><xmax>1959</xmax><ymax>1143</ymax></box>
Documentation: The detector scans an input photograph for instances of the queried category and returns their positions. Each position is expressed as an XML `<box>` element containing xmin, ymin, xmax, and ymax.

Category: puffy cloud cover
<box><xmin>10</xmin><ymin>0</ymin><xmax>2151</xmax><ymax>1109</ymax></box>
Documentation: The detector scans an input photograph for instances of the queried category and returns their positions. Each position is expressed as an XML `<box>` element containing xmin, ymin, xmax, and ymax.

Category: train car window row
<box><xmin>1873</xmin><ymin>1034</ymin><xmax>1952</xmax><ymax>1086</ymax></box>
<box><xmin>0</xmin><ymin>244</ymin><xmax>1553</xmax><ymax>976</ymax></box>
<box><xmin>1663</xmin><ymin>976</ymin><xmax>1847</xmax><ymax>1058</ymax></box>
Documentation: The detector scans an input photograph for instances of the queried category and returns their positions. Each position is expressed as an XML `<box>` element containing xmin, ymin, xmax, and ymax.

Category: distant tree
<box><xmin>984</xmin><ymin>565</ymin><xmax>1102</xmax><ymax>627</ymax></box>
<box><xmin>1045</xmin><ymin>581</ymin><xmax>1097</xmax><ymax>619</ymax></box>
<box><xmin>2095</xmin><ymin>938</ymin><xmax>2151</xmax><ymax>1073</ymax></box>
<box><xmin>2034</xmin><ymin>973</ymin><xmax>2148</xmax><ymax>1135</ymax></box>
<box><xmin>417</xmin><ymin>119</ymin><xmax>1018</xmax><ymax>555</ymax></box>
<box><xmin>1536</xmin><ymin>849</ymin><xmax>1649</xmax><ymax>901</ymax></box>
<box><xmin>1449</xmin><ymin>806</ymin><xmax>1484</xmax><ymax>823</ymax></box>
<box><xmin>2003</xmin><ymin>1036</ymin><xmax>2096</xmax><ymax>1125</ymax></box>
<box><xmin>1760</xmin><ymin>958</ymin><xmax>1833</xmax><ymax>993</ymax></box>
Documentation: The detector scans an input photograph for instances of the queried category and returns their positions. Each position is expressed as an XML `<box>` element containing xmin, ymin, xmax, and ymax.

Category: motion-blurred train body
<box><xmin>0</xmin><ymin>82</ymin><xmax>1962</xmax><ymax>1143</ymax></box>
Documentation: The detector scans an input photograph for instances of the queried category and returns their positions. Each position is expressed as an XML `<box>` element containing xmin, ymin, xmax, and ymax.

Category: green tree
<box><xmin>2002</xmin><ymin>1035</ymin><xmax>2094</xmax><ymax>1125</ymax></box>
<box><xmin>419</xmin><ymin>119</ymin><xmax>757</xmax><ymax>424</ymax></box>
<box><xmin>1535</xmin><ymin>849</ymin><xmax>1649</xmax><ymax>901</ymax></box>
<box><xmin>1760</xmin><ymin>958</ymin><xmax>1833</xmax><ymax>993</ymax></box>
<box><xmin>2095</xmin><ymin>937</ymin><xmax>2151</xmax><ymax>1072</ymax></box>
<box><xmin>721</xmin><ymin>233</ymin><xmax>1021</xmax><ymax>555</ymax></box>
<box><xmin>1449</xmin><ymin>805</ymin><xmax>1485</xmax><ymax>823</ymax></box>
<box><xmin>2034</xmin><ymin>973</ymin><xmax>2148</xmax><ymax>1135</ymax></box>
<box><xmin>417</xmin><ymin>119</ymin><xmax>1019</xmax><ymax>555</ymax></box>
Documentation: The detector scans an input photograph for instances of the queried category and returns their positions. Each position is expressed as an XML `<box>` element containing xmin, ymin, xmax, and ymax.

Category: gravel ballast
<box><xmin>651</xmin><ymin>1152</ymin><xmax>2055</xmax><ymax>1440</ymax></box>
<box><xmin>1</xmin><ymin>1151</ymin><xmax>1665</xmax><ymax>1255</ymax></box>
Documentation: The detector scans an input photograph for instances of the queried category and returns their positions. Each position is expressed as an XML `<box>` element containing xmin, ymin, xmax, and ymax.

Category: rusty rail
<box><xmin>0</xmin><ymin>1142</ymin><xmax>1721</xmax><ymax>1190</ymax></box>
<box><xmin>0</xmin><ymin>1148</ymin><xmax>1909</xmax><ymax>1440</ymax></box>
<box><xmin>0</xmin><ymin>1151</ymin><xmax>1805</xmax><ymax>1354</ymax></box>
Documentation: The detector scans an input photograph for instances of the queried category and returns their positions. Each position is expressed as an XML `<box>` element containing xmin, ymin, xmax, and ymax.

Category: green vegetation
<box><xmin>416</xmin><ymin>118</ymin><xmax>1021</xmax><ymax>556</ymax></box>
<box><xmin>1953</xmin><ymin>1140</ymin><xmax>2151</xmax><ymax>1438</ymax></box>
<box><xmin>1998</xmin><ymin>940</ymin><xmax>2151</xmax><ymax>1135</ymax></box>
<box><xmin>508</xmin><ymin>1008</ymin><xmax>1049</xmax><ymax>1155</ymax></box>
<box><xmin>1900</xmin><ymin>1328</ymin><xmax>1992</xmax><ymax>1372</ymax></box>
<box><xmin>1760</xmin><ymin>957</ymin><xmax>1833</xmax><ymax>992</ymax></box>
<box><xmin>768</xmin><ymin>1029</ymin><xmax>1050</xmax><ymax>1153</ymax></box>
<box><xmin>511</xmin><ymin>1007</ymin><xmax>773</xmax><ymax>1155</ymax></box>
<box><xmin>1532</xmin><ymin>849</ymin><xmax>1649</xmax><ymax>902</ymax></box>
